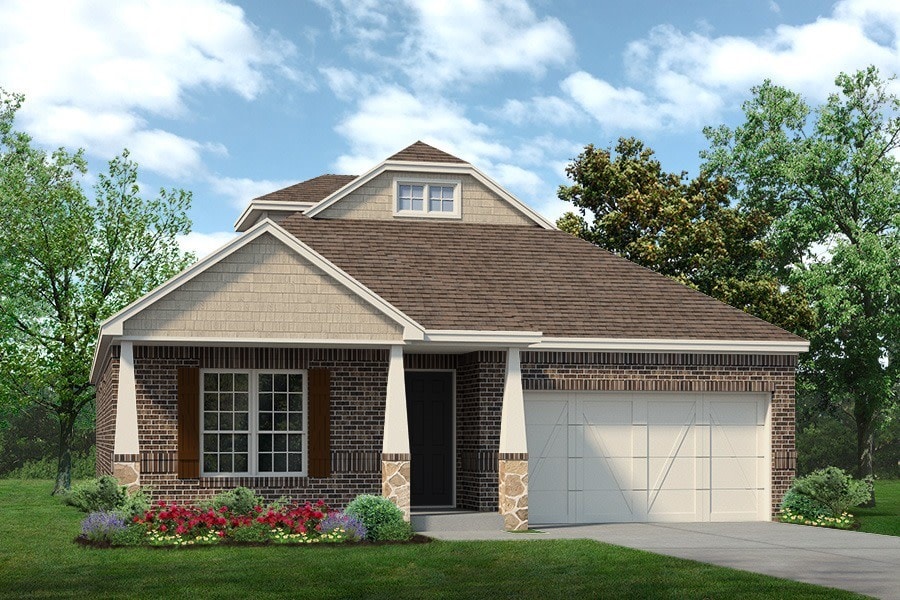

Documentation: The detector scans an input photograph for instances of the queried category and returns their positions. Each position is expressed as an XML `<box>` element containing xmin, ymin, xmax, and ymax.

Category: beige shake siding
<box><xmin>316</xmin><ymin>171</ymin><xmax>536</xmax><ymax>226</ymax></box>
<box><xmin>122</xmin><ymin>233</ymin><xmax>403</xmax><ymax>339</ymax></box>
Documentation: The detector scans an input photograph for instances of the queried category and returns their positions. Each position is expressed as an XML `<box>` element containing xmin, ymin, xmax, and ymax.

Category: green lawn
<box><xmin>0</xmin><ymin>481</ymin><xmax>866</xmax><ymax>600</ymax></box>
<box><xmin>855</xmin><ymin>479</ymin><xmax>900</xmax><ymax>536</ymax></box>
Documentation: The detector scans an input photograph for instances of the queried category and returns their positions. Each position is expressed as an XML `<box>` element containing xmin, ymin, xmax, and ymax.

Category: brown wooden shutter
<box><xmin>308</xmin><ymin>368</ymin><xmax>331</xmax><ymax>478</ymax></box>
<box><xmin>176</xmin><ymin>367</ymin><xmax>200</xmax><ymax>479</ymax></box>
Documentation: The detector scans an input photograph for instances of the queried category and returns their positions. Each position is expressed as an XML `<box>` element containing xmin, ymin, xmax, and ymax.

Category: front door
<box><xmin>406</xmin><ymin>371</ymin><xmax>453</xmax><ymax>506</ymax></box>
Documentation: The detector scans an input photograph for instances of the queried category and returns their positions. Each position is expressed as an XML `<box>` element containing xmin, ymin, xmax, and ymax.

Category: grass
<box><xmin>0</xmin><ymin>480</ymin><xmax>866</xmax><ymax>600</ymax></box>
<box><xmin>855</xmin><ymin>479</ymin><xmax>900</xmax><ymax>536</ymax></box>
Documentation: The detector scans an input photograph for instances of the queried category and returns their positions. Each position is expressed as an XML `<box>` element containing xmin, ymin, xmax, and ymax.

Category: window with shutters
<box><xmin>200</xmin><ymin>370</ymin><xmax>307</xmax><ymax>476</ymax></box>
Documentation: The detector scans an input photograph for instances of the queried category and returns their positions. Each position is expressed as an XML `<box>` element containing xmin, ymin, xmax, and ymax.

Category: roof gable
<box><xmin>253</xmin><ymin>174</ymin><xmax>358</xmax><ymax>204</ymax></box>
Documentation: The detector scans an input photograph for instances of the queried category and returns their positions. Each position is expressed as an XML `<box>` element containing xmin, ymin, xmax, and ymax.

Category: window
<box><xmin>201</xmin><ymin>370</ymin><xmax>306</xmax><ymax>476</ymax></box>
<box><xmin>394</xmin><ymin>179</ymin><xmax>460</xmax><ymax>218</ymax></box>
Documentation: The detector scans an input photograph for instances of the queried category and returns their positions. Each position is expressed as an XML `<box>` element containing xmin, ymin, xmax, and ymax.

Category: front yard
<box><xmin>855</xmin><ymin>479</ymin><xmax>900</xmax><ymax>537</ymax></box>
<box><xmin>0</xmin><ymin>480</ymin><xmax>867</xmax><ymax>599</ymax></box>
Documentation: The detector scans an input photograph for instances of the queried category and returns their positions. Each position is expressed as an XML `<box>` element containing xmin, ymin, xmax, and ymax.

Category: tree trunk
<box><xmin>52</xmin><ymin>411</ymin><xmax>77</xmax><ymax>495</ymax></box>
<box><xmin>855</xmin><ymin>414</ymin><xmax>876</xmax><ymax>508</ymax></box>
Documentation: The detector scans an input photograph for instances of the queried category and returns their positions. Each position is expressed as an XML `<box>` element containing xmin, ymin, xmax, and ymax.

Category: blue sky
<box><xmin>1</xmin><ymin>0</ymin><xmax>894</xmax><ymax>256</ymax></box>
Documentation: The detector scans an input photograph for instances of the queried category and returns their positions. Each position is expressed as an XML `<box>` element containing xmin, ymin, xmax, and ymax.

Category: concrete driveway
<box><xmin>421</xmin><ymin>521</ymin><xmax>900</xmax><ymax>599</ymax></box>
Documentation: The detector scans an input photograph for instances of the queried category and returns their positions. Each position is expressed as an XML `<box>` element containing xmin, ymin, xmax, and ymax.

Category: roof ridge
<box><xmin>386</xmin><ymin>141</ymin><xmax>467</xmax><ymax>164</ymax></box>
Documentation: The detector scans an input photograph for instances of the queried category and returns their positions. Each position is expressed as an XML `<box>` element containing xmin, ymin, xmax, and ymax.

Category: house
<box><xmin>91</xmin><ymin>142</ymin><xmax>807</xmax><ymax>531</ymax></box>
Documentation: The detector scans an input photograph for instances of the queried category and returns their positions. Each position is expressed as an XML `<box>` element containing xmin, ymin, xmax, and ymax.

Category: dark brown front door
<box><xmin>406</xmin><ymin>371</ymin><xmax>453</xmax><ymax>506</ymax></box>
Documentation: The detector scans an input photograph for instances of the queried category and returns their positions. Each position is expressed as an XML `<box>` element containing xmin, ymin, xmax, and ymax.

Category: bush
<box><xmin>789</xmin><ymin>467</ymin><xmax>871</xmax><ymax>517</ymax></box>
<box><xmin>208</xmin><ymin>486</ymin><xmax>264</xmax><ymax>515</ymax></box>
<box><xmin>780</xmin><ymin>488</ymin><xmax>830</xmax><ymax>518</ymax></box>
<box><xmin>228</xmin><ymin>522</ymin><xmax>271</xmax><ymax>543</ymax></box>
<box><xmin>375</xmin><ymin>519</ymin><xmax>413</xmax><ymax>542</ymax></box>
<box><xmin>110</xmin><ymin>524</ymin><xmax>147</xmax><ymax>546</ymax></box>
<box><xmin>116</xmin><ymin>488</ymin><xmax>151</xmax><ymax>521</ymax></box>
<box><xmin>65</xmin><ymin>476</ymin><xmax>126</xmax><ymax>513</ymax></box>
<box><xmin>2</xmin><ymin>449</ymin><xmax>95</xmax><ymax>480</ymax></box>
<box><xmin>80</xmin><ymin>511</ymin><xmax>126</xmax><ymax>543</ymax></box>
<box><xmin>345</xmin><ymin>495</ymin><xmax>409</xmax><ymax>541</ymax></box>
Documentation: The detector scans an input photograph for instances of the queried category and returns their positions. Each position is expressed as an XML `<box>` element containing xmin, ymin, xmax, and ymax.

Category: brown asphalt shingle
<box><xmin>254</xmin><ymin>174</ymin><xmax>358</xmax><ymax>204</ymax></box>
<box><xmin>387</xmin><ymin>141</ymin><xmax>467</xmax><ymax>164</ymax></box>
<box><xmin>280</xmin><ymin>216</ymin><xmax>803</xmax><ymax>342</ymax></box>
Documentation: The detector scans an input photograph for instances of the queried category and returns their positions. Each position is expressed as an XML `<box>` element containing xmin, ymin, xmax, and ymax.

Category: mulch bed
<box><xmin>75</xmin><ymin>533</ymin><xmax>432</xmax><ymax>549</ymax></box>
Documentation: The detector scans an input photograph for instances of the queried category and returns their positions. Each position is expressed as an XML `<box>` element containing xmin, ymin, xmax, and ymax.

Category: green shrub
<box><xmin>208</xmin><ymin>486</ymin><xmax>264</xmax><ymax>515</ymax></box>
<box><xmin>345</xmin><ymin>494</ymin><xmax>408</xmax><ymax>541</ymax></box>
<box><xmin>110</xmin><ymin>524</ymin><xmax>147</xmax><ymax>546</ymax></box>
<box><xmin>229</xmin><ymin>522</ymin><xmax>271</xmax><ymax>543</ymax></box>
<box><xmin>787</xmin><ymin>467</ymin><xmax>870</xmax><ymax>517</ymax></box>
<box><xmin>3</xmin><ymin>449</ymin><xmax>95</xmax><ymax>480</ymax></box>
<box><xmin>780</xmin><ymin>488</ymin><xmax>830</xmax><ymax>518</ymax></box>
<box><xmin>375</xmin><ymin>519</ymin><xmax>413</xmax><ymax>542</ymax></box>
<box><xmin>115</xmin><ymin>488</ymin><xmax>151</xmax><ymax>521</ymax></box>
<box><xmin>65</xmin><ymin>476</ymin><xmax>126</xmax><ymax>513</ymax></box>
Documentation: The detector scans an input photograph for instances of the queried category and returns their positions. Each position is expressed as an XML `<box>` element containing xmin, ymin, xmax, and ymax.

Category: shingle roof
<box><xmin>387</xmin><ymin>141</ymin><xmax>467</xmax><ymax>164</ymax></box>
<box><xmin>280</xmin><ymin>216</ymin><xmax>803</xmax><ymax>342</ymax></box>
<box><xmin>253</xmin><ymin>174</ymin><xmax>357</xmax><ymax>204</ymax></box>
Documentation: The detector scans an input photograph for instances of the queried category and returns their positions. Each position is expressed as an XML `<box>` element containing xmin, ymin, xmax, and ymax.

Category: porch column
<box><xmin>498</xmin><ymin>347</ymin><xmax>529</xmax><ymax>531</ymax></box>
<box><xmin>113</xmin><ymin>341</ymin><xmax>140</xmax><ymax>491</ymax></box>
<box><xmin>382</xmin><ymin>345</ymin><xmax>411</xmax><ymax>521</ymax></box>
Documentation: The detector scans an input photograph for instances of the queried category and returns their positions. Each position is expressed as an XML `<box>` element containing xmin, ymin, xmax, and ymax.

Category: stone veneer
<box><xmin>498</xmin><ymin>455</ymin><xmax>528</xmax><ymax>531</ymax></box>
<box><xmin>381</xmin><ymin>454</ymin><xmax>411</xmax><ymax>521</ymax></box>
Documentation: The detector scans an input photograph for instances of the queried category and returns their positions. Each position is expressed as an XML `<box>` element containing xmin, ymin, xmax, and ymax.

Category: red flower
<box><xmin>160</xmin><ymin>525</ymin><xmax>168</xmax><ymax>532</ymax></box>
<box><xmin>219</xmin><ymin>506</ymin><xmax>228</xmax><ymax>513</ymax></box>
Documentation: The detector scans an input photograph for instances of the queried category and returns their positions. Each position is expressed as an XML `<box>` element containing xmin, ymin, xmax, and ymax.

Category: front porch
<box><xmin>381</xmin><ymin>347</ymin><xmax>530</xmax><ymax>531</ymax></box>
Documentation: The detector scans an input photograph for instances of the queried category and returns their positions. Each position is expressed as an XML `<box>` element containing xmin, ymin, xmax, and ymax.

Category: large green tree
<box><xmin>0</xmin><ymin>90</ymin><xmax>194</xmax><ymax>493</ymax></box>
<box><xmin>702</xmin><ymin>67</ymin><xmax>900</xmax><ymax>493</ymax></box>
<box><xmin>557</xmin><ymin>137</ymin><xmax>814</xmax><ymax>333</ymax></box>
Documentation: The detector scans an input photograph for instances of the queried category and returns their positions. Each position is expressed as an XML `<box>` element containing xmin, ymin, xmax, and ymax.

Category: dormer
<box><xmin>234</xmin><ymin>141</ymin><xmax>555</xmax><ymax>231</ymax></box>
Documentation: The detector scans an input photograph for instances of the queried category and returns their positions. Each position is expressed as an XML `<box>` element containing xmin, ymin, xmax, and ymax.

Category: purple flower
<box><xmin>81</xmin><ymin>511</ymin><xmax>126</xmax><ymax>543</ymax></box>
<box><xmin>319</xmin><ymin>511</ymin><xmax>367</xmax><ymax>541</ymax></box>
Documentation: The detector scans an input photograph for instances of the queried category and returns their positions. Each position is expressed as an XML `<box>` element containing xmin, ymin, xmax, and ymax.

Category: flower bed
<box><xmin>779</xmin><ymin>508</ymin><xmax>855</xmax><ymax>530</ymax></box>
<box><xmin>77</xmin><ymin>499</ymin><xmax>371</xmax><ymax>547</ymax></box>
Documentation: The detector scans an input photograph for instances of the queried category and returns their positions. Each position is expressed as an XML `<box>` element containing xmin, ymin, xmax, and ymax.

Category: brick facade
<box><xmin>95</xmin><ymin>347</ymin><xmax>120</xmax><ymax>477</ymax></box>
<box><xmin>95</xmin><ymin>346</ymin><xmax>796</xmax><ymax>518</ymax></box>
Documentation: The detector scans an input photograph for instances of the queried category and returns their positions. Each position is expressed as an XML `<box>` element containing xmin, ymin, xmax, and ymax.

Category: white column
<box><xmin>113</xmin><ymin>341</ymin><xmax>140</xmax><ymax>455</ymax></box>
<box><xmin>499</xmin><ymin>347</ymin><xmax>527</xmax><ymax>454</ymax></box>
<box><xmin>382</xmin><ymin>345</ymin><xmax>410</xmax><ymax>454</ymax></box>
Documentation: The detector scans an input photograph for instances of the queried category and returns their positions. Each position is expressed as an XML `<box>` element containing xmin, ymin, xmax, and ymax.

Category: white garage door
<box><xmin>525</xmin><ymin>392</ymin><xmax>770</xmax><ymax>524</ymax></box>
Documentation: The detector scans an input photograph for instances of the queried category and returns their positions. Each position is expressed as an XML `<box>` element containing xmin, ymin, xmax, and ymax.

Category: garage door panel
<box><xmin>711</xmin><ymin>457</ymin><xmax>761</xmax><ymax>489</ymax></box>
<box><xmin>526</xmin><ymin>393</ymin><xmax>769</xmax><ymax>524</ymax></box>
<box><xmin>710</xmin><ymin>426</ymin><xmax>761</xmax><ymax>456</ymax></box>
<box><xmin>647</xmin><ymin>489</ymin><xmax>698</xmax><ymax>519</ymax></box>
<box><xmin>649</xmin><ymin>457</ymin><xmax>697</xmax><ymax>491</ymax></box>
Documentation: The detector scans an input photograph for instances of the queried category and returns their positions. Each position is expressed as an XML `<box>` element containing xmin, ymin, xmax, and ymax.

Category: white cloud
<box><xmin>208</xmin><ymin>175</ymin><xmax>298</xmax><ymax>209</ymax></box>
<box><xmin>564</xmin><ymin>0</ymin><xmax>900</xmax><ymax>133</ymax></box>
<box><xmin>317</xmin><ymin>0</ymin><xmax>574</xmax><ymax>87</ymax></box>
<box><xmin>498</xmin><ymin>96</ymin><xmax>584</xmax><ymax>126</ymax></box>
<box><xmin>400</xmin><ymin>0</ymin><xmax>574</xmax><ymax>84</ymax></box>
<box><xmin>0</xmin><ymin>0</ymin><xmax>298</xmax><ymax>178</ymax></box>
<box><xmin>177</xmin><ymin>231</ymin><xmax>239</xmax><ymax>259</ymax></box>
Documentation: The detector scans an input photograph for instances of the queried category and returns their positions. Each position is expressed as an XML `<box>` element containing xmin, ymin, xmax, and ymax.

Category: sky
<box><xmin>1</xmin><ymin>0</ymin><xmax>897</xmax><ymax>257</ymax></box>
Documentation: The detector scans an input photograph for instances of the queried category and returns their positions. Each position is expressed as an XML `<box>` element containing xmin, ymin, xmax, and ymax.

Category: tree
<box><xmin>702</xmin><ymin>67</ymin><xmax>900</xmax><ymax>495</ymax></box>
<box><xmin>557</xmin><ymin>137</ymin><xmax>815</xmax><ymax>333</ymax></box>
<box><xmin>0</xmin><ymin>90</ymin><xmax>194</xmax><ymax>493</ymax></box>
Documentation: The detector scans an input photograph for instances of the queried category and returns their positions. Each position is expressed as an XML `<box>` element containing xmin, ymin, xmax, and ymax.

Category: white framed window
<box><xmin>393</xmin><ymin>178</ymin><xmax>461</xmax><ymax>219</ymax></box>
<box><xmin>201</xmin><ymin>369</ymin><xmax>307</xmax><ymax>477</ymax></box>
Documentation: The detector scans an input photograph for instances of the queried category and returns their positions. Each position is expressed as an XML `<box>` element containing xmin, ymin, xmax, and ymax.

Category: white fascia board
<box><xmin>304</xmin><ymin>160</ymin><xmax>556</xmax><ymax>229</ymax></box>
<box><xmin>120</xmin><ymin>336</ymin><xmax>405</xmax><ymax>347</ymax></box>
<box><xmin>234</xmin><ymin>200</ymin><xmax>315</xmax><ymax>232</ymax></box>
<box><xmin>536</xmin><ymin>337</ymin><xmax>810</xmax><ymax>354</ymax></box>
<box><xmin>420</xmin><ymin>330</ymin><xmax>543</xmax><ymax>346</ymax></box>
<box><xmin>90</xmin><ymin>219</ymin><xmax>426</xmax><ymax>382</ymax></box>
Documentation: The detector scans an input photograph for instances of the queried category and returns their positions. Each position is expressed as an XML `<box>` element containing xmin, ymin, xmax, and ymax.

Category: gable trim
<box><xmin>234</xmin><ymin>200</ymin><xmax>318</xmax><ymax>231</ymax></box>
<box><xmin>90</xmin><ymin>219</ymin><xmax>425</xmax><ymax>382</ymax></box>
<box><xmin>303</xmin><ymin>160</ymin><xmax>556</xmax><ymax>229</ymax></box>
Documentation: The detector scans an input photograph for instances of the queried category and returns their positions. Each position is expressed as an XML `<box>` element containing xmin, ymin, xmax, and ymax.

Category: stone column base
<box><xmin>382</xmin><ymin>453</ymin><xmax>411</xmax><ymax>522</ymax></box>
<box><xmin>113</xmin><ymin>454</ymin><xmax>141</xmax><ymax>493</ymax></box>
<box><xmin>499</xmin><ymin>454</ymin><xmax>528</xmax><ymax>531</ymax></box>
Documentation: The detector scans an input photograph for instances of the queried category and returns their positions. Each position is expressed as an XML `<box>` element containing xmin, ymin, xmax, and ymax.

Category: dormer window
<box><xmin>394</xmin><ymin>178</ymin><xmax>461</xmax><ymax>219</ymax></box>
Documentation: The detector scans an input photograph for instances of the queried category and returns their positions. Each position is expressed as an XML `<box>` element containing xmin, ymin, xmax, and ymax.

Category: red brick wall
<box><xmin>520</xmin><ymin>351</ymin><xmax>797</xmax><ymax>517</ymax></box>
<box><xmin>131</xmin><ymin>346</ymin><xmax>388</xmax><ymax>507</ymax></box>
<box><xmin>94</xmin><ymin>348</ymin><xmax>119</xmax><ymax>477</ymax></box>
